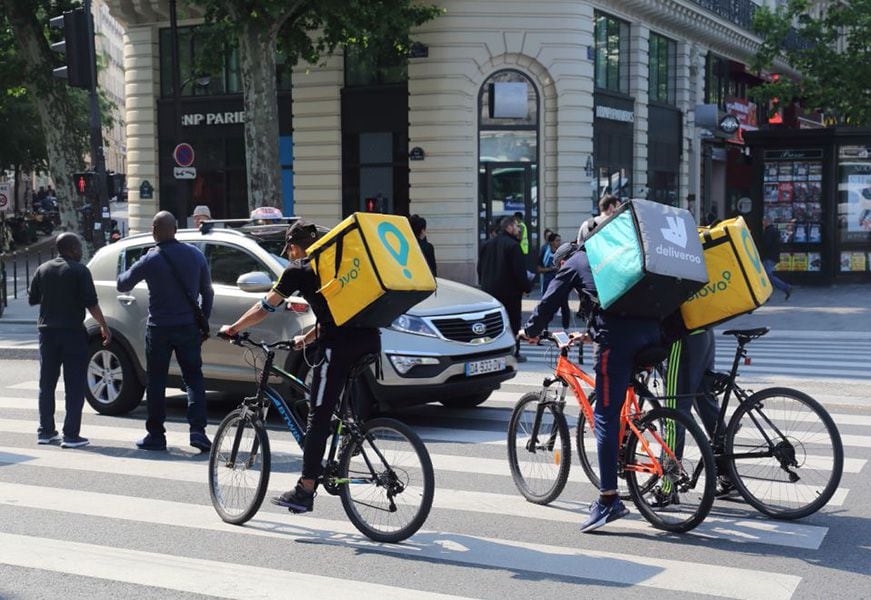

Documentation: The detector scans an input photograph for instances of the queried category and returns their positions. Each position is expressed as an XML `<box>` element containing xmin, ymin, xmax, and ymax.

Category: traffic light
<box><xmin>49</xmin><ymin>8</ymin><xmax>93</xmax><ymax>89</ymax></box>
<box><xmin>73</xmin><ymin>172</ymin><xmax>96</xmax><ymax>197</ymax></box>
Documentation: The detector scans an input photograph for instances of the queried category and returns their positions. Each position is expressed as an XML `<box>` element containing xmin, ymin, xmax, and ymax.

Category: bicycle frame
<box><xmin>538</xmin><ymin>344</ymin><xmax>678</xmax><ymax>479</ymax></box>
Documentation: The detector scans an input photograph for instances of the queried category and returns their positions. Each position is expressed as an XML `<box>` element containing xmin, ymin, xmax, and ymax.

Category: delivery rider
<box><xmin>219</xmin><ymin>219</ymin><xmax>381</xmax><ymax>513</ymax></box>
<box><xmin>519</xmin><ymin>242</ymin><xmax>661</xmax><ymax>533</ymax></box>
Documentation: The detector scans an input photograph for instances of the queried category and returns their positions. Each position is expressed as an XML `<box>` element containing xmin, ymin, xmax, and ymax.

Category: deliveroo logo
<box><xmin>661</xmin><ymin>216</ymin><xmax>688</xmax><ymax>248</ymax></box>
<box><xmin>377</xmin><ymin>221</ymin><xmax>413</xmax><ymax>279</ymax></box>
<box><xmin>740</xmin><ymin>228</ymin><xmax>768</xmax><ymax>288</ymax></box>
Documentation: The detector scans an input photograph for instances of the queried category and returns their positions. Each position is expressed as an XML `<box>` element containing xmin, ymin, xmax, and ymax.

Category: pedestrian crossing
<box><xmin>0</xmin><ymin>372</ymin><xmax>869</xmax><ymax>599</ymax></box>
<box><xmin>518</xmin><ymin>330</ymin><xmax>871</xmax><ymax>380</ymax></box>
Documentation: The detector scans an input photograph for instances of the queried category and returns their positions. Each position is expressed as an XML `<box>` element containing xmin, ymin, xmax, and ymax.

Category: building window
<box><xmin>594</xmin><ymin>12</ymin><xmax>630</xmax><ymax>94</ymax></box>
<box><xmin>649</xmin><ymin>33</ymin><xmax>676</xmax><ymax>105</ymax></box>
<box><xmin>344</xmin><ymin>45</ymin><xmax>407</xmax><ymax>87</ymax></box>
<box><xmin>159</xmin><ymin>27</ymin><xmax>291</xmax><ymax>97</ymax></box>
<box><xmin>704</xmin><ymin>53</ymin><xmax>747</xmax><ymax>109</ymax></box>
<box><xmin>477</xmin><ymin>70</ymin><xmax>540</xmax><ymax>252</ymax></box>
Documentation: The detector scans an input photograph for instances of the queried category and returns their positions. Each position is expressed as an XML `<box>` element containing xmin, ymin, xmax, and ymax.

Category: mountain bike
<box><xmin>507</xmin><ymin>331</ymin><xmax>716</xmax><ymax>533</ymax></box>
<box><xmin>208</xmin><ymin>332</ymin><xmax>435</xmax><ymax>543</ymax></box>
<box><xmin>576</xmin><ymin>326</ymin><xmax>844</xmax><ymax>520</ymax></box>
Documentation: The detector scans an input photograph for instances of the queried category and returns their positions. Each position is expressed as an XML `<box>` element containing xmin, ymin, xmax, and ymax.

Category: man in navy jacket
<box><xmin>117</xmin><ymin>211</ymin><xmax>214</xmax><ymax>452</ymax></box>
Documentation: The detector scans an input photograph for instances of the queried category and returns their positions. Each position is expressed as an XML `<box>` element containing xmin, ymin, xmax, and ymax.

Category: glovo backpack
<box><xmin>307</xmin><ymin>213</ymin><xmax>437</xmax><ymax>327</ymax></box>
<box><xmin>680</xmin><ymin>216</ymin><xmax>772</xmax><ymax>330</ymax></box>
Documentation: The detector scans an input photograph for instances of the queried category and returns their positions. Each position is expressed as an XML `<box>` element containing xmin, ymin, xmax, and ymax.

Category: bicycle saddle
<box><xmin>634</xmin><ymin>346</ymin><xmax>668</xmax><ymax>370</ymax></box>
<box><xmin>722</xmin><ymin>327</ymin><xmax>770</xmax><ymax>342</ymax></box>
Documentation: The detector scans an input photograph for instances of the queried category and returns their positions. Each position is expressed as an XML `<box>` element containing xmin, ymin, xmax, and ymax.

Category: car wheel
<box><xmin>85</xmin><ymin>339</ymin><xmax>144</xmax><ymax>415</ymax></box>
<box><xmin>439</xmin><ymin>392</ymin><xmax>491</xmax><ymax>409</ymax></box>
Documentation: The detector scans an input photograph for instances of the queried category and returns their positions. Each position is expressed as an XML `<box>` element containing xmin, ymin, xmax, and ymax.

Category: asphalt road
<box><xmin>0</xmin><ymin>356</ymin><xmax>869</xmax><ymax>600</ymax></box>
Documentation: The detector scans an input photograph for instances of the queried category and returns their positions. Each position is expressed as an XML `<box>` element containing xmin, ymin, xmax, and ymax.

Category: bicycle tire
<box><xmin>209</xmin><ymin>409</ymin><xmax>271</xmax><ymax>525</ymax></box>
<box><xmin>576</xmin><ymin>392</ymin><xmax>662</xmax><ymax>497</ymax></box>
<box><xmin>507</xmin><ymin>392</ymin><xmax>571</xmax><ymax>505</ymax></box>
<box><xmin>626</xmin><ymin>407</ymin><xmax>716</xmax><ymax>533</ymax></box>
<box><xmin>338</xmin><ymin>417</ymin><xmax>434</xmax><ymax>543</ymax></box>
<box><xmin>725</xmin><ymin>387</ymin><xmax>844</xmax><ymax>520</ymax></box>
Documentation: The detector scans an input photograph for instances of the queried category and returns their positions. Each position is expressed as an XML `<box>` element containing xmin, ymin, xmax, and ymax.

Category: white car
<box><xmin>83</xmin><ymin>220</ymin><xmax>517</xmax><ymax>415</ymax></box>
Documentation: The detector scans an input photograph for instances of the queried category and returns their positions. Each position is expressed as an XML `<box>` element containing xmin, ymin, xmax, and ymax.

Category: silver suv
<box><xmin>83</xmin><ymin>222</ymin><xmax>517</xmax><ymax>415</ymax></box>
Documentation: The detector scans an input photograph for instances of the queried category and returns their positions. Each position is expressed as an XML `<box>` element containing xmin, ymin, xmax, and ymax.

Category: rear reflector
<box><xmin>287</xmin><ymin>302</ymin><xmax>309</xmax><ymax>313</ymax></box>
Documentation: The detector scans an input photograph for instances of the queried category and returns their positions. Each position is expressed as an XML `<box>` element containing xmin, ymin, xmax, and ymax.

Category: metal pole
<box><xmin>169</xmin><ymin>0</ymin><xmax>189</xmax><ymax>227</ymax></box>
<box><xmin>84</xmin><ymin>0</ymin><xmax>110</xmax><ymax>249</ymax></box>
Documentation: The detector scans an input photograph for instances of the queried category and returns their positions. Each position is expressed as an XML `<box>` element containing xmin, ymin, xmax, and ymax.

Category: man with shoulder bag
<box><xmin>117</xmin><ymin>211</ymin><xmax>214</xmax><ymax>452</ymax></box>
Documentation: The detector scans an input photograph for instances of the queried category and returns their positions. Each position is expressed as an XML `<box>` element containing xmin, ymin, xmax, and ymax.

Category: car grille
<box><xmin>430</xmin><ymin>310</ymin><xmax>504</xmax><ymax>343</ymax></box>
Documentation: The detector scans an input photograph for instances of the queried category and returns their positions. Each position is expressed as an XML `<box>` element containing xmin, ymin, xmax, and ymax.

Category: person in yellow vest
<box><xmin>513</xmin><ymin>212</ymin><xmax>529</xmax><ymax>255</ymax></box>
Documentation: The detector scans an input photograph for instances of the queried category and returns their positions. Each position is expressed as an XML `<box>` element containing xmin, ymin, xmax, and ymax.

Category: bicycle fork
<box><xmin>526</xmin><ymin>383</ymin><xmax>567</xmax><ymax>454</ymax></box>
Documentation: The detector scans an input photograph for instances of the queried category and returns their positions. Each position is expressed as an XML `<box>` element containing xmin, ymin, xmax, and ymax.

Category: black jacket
<box><xmin>418</xmin><ymin>236</ymin><xmax>437</xmax><ymax>277</ymax></box>
<box><xmin>762</xmin><ymin>224</ymin><xmax>782</xmax><ymax>262</ymax></box>
<box><xmin>478</xmin><ymin>231</ymin><xmax>531</xmax><ymax>299</ymax></box>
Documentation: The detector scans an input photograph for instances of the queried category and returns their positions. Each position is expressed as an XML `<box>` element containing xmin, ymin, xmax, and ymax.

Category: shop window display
<box><xmin>763</xmin><ymin>155</ymin><xmax>824</xmax><ymax>272</ymax></box>
<box><xmin>837</xmin><ymin>145</ymin><xmax>871</xmax><ymax>273</ymax></box>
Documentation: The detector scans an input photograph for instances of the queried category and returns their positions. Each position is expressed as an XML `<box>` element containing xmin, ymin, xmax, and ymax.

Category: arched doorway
<box><xmin>478</xmin><ymin>70</ymin><xmax>540</xmax><ymax>260</ymax></box>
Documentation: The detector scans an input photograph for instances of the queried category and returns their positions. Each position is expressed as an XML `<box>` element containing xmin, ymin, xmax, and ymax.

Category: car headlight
<box><xmin>389</xmin><ymin>354</ymin><xmax>440</xmax><ymax>375</ymax></box>
<box><xmin>389</xmin><ymin>314</ymin><xmax>438</xmax><ymax>337</ymax></box>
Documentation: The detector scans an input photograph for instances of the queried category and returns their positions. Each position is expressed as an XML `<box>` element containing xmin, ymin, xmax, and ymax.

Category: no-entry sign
<box><xmin>173</xmin><ymin>143</ymin><xmax>195</xmax><ymax>168</ymax></box>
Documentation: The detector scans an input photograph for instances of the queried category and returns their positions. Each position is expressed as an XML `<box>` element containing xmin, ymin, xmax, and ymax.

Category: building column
<box><xmin>676</xmin><ymin>40</ymin><xmax>694</xmax><ymax>213</ymax></box>
<box><xmin>291</xmin><ymin>54</ymin><xmax>344</xmax><ymax>225</ymax></box>
<box><xmin>124</xmin><ymin>26</ymin><xmax>160</xmax><ymax>234</ymax></box>
<box><xmin>629</xmin><ymin>24</ymin><xmax>649</xmax><ymax>200</ymax></box>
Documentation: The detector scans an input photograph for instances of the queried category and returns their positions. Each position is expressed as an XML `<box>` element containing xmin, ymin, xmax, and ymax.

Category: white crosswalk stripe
<box><xmin>518</xmin><ymin>332</ymin><xmax>871</xmax><ymax>380</ymax></box>
<box><xmin>0</xmin><ymin>371</ymin><xmax>868</xmax><ymax>599</ymax></box>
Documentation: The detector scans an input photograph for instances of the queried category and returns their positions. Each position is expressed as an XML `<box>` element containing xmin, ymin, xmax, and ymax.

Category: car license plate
<box><xmin>465</xmin><ymin>357</ymin><xmax>506</xmax><ymax>377</ymax></box>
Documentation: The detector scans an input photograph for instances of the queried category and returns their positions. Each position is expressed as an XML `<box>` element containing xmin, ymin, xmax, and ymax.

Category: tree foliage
<box><xmin>189</xmin><ymin>0</ymin><xmax>442</xmax><ymax>211</ymax></box>
<box><xmin>751</xmin><ymin>0</ymin><xmax>871</xmax><ymax>127</ymax></box>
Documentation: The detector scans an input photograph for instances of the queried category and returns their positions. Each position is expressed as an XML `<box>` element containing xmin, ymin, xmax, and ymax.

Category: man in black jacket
<box><xmin>409</xmin><ymin>214</ymin><xmax>437</xmax><ymax>277</ymax></box>
<box><xmin>762</xmin><ymin>216</ymin><xmax>792</xmax><ymax>300</ymax></box>
<box><xmin>478</xmin><ymin>215</ymin><xmax>532</xmax><ymax>361</ymax></box>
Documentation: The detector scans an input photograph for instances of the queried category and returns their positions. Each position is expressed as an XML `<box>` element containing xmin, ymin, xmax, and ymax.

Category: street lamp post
<box><xmin>169</xmin><ymin>0</ymin><xmax>190</xmax><ymax>227</ymax></box>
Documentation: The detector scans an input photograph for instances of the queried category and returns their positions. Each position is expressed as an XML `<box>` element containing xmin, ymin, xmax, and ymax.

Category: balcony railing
<box><xmin>689</xmin><ymin>0</ymin><xmax>811</xmax><ymax>51</ymax></box>
<box><xmin>689</xmin><ymin>0</ymin><xmax>758</xmax><ymax>30</ymax></box>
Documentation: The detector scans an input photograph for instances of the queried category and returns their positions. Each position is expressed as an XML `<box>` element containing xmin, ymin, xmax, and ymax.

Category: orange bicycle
<box><xmin>507</xmin><ymin>331</ymin><xmax>716</xmax><ymax>532</ymax></box>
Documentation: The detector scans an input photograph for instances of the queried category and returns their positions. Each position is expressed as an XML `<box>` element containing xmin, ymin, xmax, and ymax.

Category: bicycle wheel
<box><xmin>338</xmin><ymin>417</ymin><xmax>434</xmax><ymax>543</ymax></box>
<box><xmin>626</xmin><ymin>407</ymin><xmax>716</xmax><ymax>533</ymax></box>
<box><xmin>576</xmin><ymin>392</ymin><xmax>661</xmax><ymax>497</ymax></box>
<box><xmin>209</xmin><ymin>409</ymin><xmax>271</xmax><ymax>525</ymax></box>
<box><xmin>725</xmin><ymin>387</ymin><xmax>843</xmax><ymax>520</ymax></box>
<box><xmin>507</xmin><ymin>392</ymin><xmax>571</xmax><ymax>504</ymax></box>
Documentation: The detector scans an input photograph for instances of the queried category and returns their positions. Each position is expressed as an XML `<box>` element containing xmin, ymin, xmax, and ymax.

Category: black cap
<box><xmin>282</xmin><ymin>219</ymin><xmax>318</xmax><ymax>254</ymax></box>
<box><xmin>552</xmin><ymin>241</ymin><xmax>578</xmax><ymax>266</ymax></box>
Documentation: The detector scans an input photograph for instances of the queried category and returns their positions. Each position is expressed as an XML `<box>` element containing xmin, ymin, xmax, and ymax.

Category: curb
<box><xmin>0</xmin><ymin>319</ymin><xmax>37</xmax><ymax>325</ymax></box>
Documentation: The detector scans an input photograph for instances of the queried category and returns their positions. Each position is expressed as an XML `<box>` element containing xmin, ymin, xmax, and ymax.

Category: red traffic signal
<box><xmin>73</xmin><ymin>172</ymin><xmax>95</xmax><ymax>196</ymax></box>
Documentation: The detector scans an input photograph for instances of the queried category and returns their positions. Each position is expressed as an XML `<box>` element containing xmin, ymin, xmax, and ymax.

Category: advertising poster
<box><xmin>838</xmin><ymin>146</ymin><xmax>871</xmax><ymax>242</ymax></box>
<box><xmin>807</xmin><ymin>252</ymin><xmax>822</xmax><ymax>272</ymax></box>
<box><xmin>851</xmin><ymin>252</ymin><xmax>868</xmax><ymax>272</ymax></box>
<box><xmin>791</xmin><ymin>253</ymin><xmax>808</xmax><ymax>271</ymax></box>
<box><xmin>840</xmin><ymin>252</ymin><xmax>852</xmax><ymax>272</ymax></box>
<box><xmin>778</xmin><ymin>253</ymin><xmax>793</xmax><ymax>271</ymax></box>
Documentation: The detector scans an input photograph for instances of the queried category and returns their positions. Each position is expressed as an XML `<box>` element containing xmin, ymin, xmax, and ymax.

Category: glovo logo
<box><xmin>338</xmin><ymin>257</ymin><xmax>362</xmax><ymax>288</ymax></box>
<box><xmin>740</xmin><ymin>228</ymin><xmax>768</xmax><ymax>288</ymax></box>
<box><xmin>377</xmin><ymin>221</ymin><xmax>412</xmax><ymax>279</ymax></box>
<box><xmin>688</xmin><ymin>270</ymin><xmax>732</xmax><ymax>301</ymax></box>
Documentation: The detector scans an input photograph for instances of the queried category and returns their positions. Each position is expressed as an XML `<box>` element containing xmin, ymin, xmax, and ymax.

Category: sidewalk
<box><xmin>521</xmin><ymin>283</ymin><xmax>870</xmax><ymax>334</ymax></box>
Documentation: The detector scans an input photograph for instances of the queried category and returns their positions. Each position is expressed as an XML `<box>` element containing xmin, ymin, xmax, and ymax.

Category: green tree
<box><xmin>192</xmin><ymin>0</ymin><xmax>442</xmax><ymax>211</ymax></box>
<box><xmin>751</xmin><ymin>0</ymin><xmax>871</xmax><ymax>127</ymax></box>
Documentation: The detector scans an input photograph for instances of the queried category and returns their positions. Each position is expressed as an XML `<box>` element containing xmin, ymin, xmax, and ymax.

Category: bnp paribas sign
<box><xmin>181</xmin><ymin>111</ymin><xmax>245</xmax><ymax>126</ymax></box>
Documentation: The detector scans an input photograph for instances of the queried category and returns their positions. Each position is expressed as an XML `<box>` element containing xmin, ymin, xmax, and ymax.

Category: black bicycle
<box><xmin>577</xmin><ymin>326</ymin><xmax>844</xmax><ymax>520</ymax></box>
<box><xmin>208</xmin><ymin>332</ymin><xmax>435</xmax><ymax>543</ymax></box>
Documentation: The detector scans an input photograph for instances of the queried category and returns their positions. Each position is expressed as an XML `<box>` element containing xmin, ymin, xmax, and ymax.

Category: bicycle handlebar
<box><xmin>217</xmin><ymin>330</ymin><xmax>295</xmax><ymax>352</ymax></box>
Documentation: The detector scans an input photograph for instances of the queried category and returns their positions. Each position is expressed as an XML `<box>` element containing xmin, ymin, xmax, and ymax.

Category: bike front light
<box><xmin>389</xmin><ymin>354</ymin><xmax>440</xmax><ymax>375</ymax></box>
<box><xmin>389</xmin><ymin>314</ymin><xmax>438</xmax><ymax>338</ymax></box>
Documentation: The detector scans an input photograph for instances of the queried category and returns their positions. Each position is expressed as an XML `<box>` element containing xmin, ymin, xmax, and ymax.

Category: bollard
<box><xmin>24</xmin><ymin>258</ymin><xmax>29</xmax><ymax>297</ymax></box>
<box><xmin>12</xmin><ymin>258</ymin><xmax>17</xmax><ymax>300</ymax></box>
<box><xmin>1</xmin><ymin>258</ymin><xmax>6</xmax><ymax>307</ymax></box>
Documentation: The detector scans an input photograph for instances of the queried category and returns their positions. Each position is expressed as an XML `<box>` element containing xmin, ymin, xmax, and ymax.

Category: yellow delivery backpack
<box><xmin>680</xmin><ymin>216</ymin><xmax>772</xmax><ymax>330</ymax></box>
<box><xmin>306</xmin><ymin>212</ymin><xmax>437</xmax><ymax>327</ymax></box>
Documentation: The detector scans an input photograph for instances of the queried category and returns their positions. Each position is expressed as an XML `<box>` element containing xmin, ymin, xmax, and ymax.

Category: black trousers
<box><xmin>494</xmin><ymin>293</ymin><xmax>522</xmax><ymax>356</ymax></box>
<box><xmin>38</xmin><ymin>328</ymin><xmax>88</xmax><ymax>438</ymax></box>
<box><xmin>302</xmin><ymin>329</ymin><xmax>380</xmax><ymax>480</ymax></box>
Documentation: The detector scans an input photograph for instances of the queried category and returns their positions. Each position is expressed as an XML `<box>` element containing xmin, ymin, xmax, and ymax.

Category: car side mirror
<box><xmin>236</xmin><ymin>271</ymin><xmax>273</xmax><ymax>293</ymax></box>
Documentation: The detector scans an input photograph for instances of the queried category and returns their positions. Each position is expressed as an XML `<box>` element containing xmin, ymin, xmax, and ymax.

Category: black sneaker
<box><xmin>37</xmin><ymin>432</ymin><xmax>62</xmax><ymax>445</ymax></box>
<box><xmin>61</xmin><ymin>436</ymin><xmax>90</xmax><ymax>449</ymax></box>
<box><xmin>716</xmin><ymin>476</ymin><xmax>737</xmax><ymax>498</ymax></box>
<box><xmin>135</xmin><ymin>434</ymin><xmax>167</xmax><ymax>451</ymax></box>
<box><xmin>515</xmin><ymin>354</ymin><xmax>528</xmax><ymax>363</ymax></box>
<box><xmin>190</xmin><ymin>431</ymin><xmax>212</xmax><ymax>453</ymax></box>
<box><xmin>647</xmin><ymin>488</ymin><xmax>680</xmax><ymax>508</ymax></box>
<box><xmin>271</xmin><ymin>482</ymin><xmax>316</xmax><ymax>513</ymax></box>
